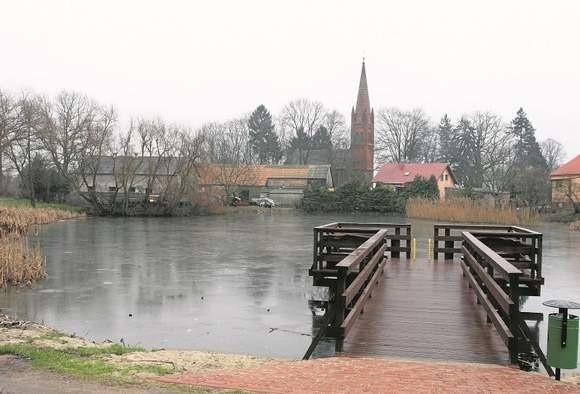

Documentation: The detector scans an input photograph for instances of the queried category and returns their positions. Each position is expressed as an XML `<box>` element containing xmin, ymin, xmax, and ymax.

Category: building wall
<box><xmin>551</xmin><ymin>176</ymin><xmax>580</xmax><ymax>204</ymax></box>
<box><xmin>79</xmin><ymin>174</ymin><xmax>176</xmax><ymax>194</ymax></box>
<box><xmin>437</xmin><ymin>168</ymin><xmax>456</xmax><ymax>200</ymax></box>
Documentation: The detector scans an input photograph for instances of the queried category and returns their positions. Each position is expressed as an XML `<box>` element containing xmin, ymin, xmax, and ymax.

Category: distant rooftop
<box><xmin>551</xmin><ymin>155</ymin><xmax>580</xmax><ymax>177</ymax></box>
<box><xmin>373</xmin><ymin>162</ymin><xmax>454</xmax><ymax>184</ymax></box>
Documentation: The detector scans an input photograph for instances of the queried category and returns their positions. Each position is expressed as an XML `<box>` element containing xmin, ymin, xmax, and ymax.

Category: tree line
<box><xmin>1</xmin><ymin>87</ymin><xmax>565</xmax><ymax>213</ymax></box>
<box><xmin>375</xmin><ymin>107</ymin><xmax>565</xmax><ymax>206</ymax></box>
<box><xmin>0</xmin><ymin>89</ymin><xmax>349</xmax><ymax>214</ymax></box>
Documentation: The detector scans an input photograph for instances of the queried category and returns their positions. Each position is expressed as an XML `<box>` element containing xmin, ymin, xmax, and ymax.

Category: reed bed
<box><xmin>0</xmin><ymin>206</ymin><xmax>83</xmax><ymax>287</ymax></box>
<box><xmin>0</xmin><ymin>234</ymin><xmax>46</xmax><ymax>287</ymax></box>
<box><xmin>406</xmin><ymin>198</ymin><xmax>539</xmax><ymax>225</ymax></box>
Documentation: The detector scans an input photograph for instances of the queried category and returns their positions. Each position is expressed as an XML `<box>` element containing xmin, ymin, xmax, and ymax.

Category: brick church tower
<box><xmin>350</xmin><ymin>60</ymin><xmax>374</xmax><ymax>184</ymax></box>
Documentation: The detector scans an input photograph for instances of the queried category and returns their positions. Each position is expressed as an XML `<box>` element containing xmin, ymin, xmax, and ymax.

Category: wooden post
<box><xmin>392</xmin><ymin>227</ymin><xmax>400</xmax><ymax>259</ymax></box>
<box><xmin>433</xmin><ymin>226</ymin><xmax>439</xmax><ymax>260</ymax></box>
<box><xmin>313</xmin><ymin>229</ymin><xmax>319</xmax><ymax>271</ymax></box>
<box><xmin>334</xmin><ymin>267</ymin><xmax>347</xmax><ymax>343</ymax></box>
<box><xmin>508</xmin><ymin>273</ymin><xmax>521</xmax><ymax>364</ymax></box>
<box><xmin>536</xmin><ymin>235</ymin><xmax>543</xmax><ymax>282</ymax></box>
<box><xmin>444</xmin><ymin>228</ymin><xmax>453</xmax><ymax>260</ymax></box>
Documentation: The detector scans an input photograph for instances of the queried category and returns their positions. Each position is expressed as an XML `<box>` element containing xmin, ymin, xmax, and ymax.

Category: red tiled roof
<box><xmin>551</xmin><ymin>155</ymin><xmax>580</xmax><ymax>177</ymax></box>
<box><xmin>373</xmin><ymin>162</ymin><xmax>453</xmax><ymax>185</ymax></box>
<box><xmin>197</xmin><ymin>164</ymin><xmax>329</xmax><ymax>186</ymax></box>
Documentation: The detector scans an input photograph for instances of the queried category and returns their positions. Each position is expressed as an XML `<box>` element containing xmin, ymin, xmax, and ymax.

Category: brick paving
<box><xmin>154</xmin><ymin>357</ymin><xmax>580</xmax><ymax>393</ymax></box>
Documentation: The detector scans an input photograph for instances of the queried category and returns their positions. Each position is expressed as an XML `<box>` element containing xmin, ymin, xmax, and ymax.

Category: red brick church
<box><xmin>287</xmin><ymin>60</ymin><xmax>375</xmax><ymax>186</ymax></box>
<box><xmin>349</xmin><ymin>60</ymin><xmax>375</xmax><ymax>184</ymax></box>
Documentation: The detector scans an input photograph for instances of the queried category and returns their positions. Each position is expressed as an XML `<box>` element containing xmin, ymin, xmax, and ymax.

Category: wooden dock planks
<box><xmin>341</xmin><ymin>258</ymin><xmax>510</xmax><ymax>365</ymax></box>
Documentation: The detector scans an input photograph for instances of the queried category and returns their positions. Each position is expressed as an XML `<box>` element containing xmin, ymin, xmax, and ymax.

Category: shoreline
<box><xmin>0</xmin><ymin>313</ymin><xmax>274</xmax><ymax>387</ymax></box>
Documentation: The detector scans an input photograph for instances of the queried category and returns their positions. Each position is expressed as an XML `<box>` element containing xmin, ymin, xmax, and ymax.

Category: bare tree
<box><xmin>37</xmin><ymin>91</ymin><xmax>99</xmax><ymax>191</ymax></box>
<box><xmin>541</xmin><ymin>138</ymin><xmax>565</xmax><ymax>172</ymax></box>
<box><xmin>5</xmin><ymin>93</ymin><xmax>44</xmax><ymax>206</ymax></box>
<box><xmin>280</xmin><ymin>99</ymin><xmax>325</xmax><ymax>164</ymax></box>
<box><xmin>77</xmin><ymin>106</ymin><xmax>117</xmax><ymax>213</ymax></box>
<box><xmin>375</xmin><ymin>107</ymin><xmax>430</xmax><ymax>164</ymax></box>
<box><xmin>470</xmin><ymin>112</ymin><xmax>514</xmax><ymax>192</ymax></box>
<box><xmin>324</xmin><ymin>110</ymin><xmax>348</xmax><ymax>150</ymax></box>
<box><xmin>202</xmin><ymin>118</ymin><xmax>257</xmax><ymax>202</ymax></box>
<box><xmin>0</xmin><ymin>90</ymin><xmax>20</xmax><ymax>193</ymax></box>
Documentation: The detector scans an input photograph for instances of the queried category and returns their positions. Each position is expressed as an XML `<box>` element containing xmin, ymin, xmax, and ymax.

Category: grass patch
<box><xmin>0</xmin><ymin>343</ymin><xmax>171</xmax><ymax>383</ymax></box>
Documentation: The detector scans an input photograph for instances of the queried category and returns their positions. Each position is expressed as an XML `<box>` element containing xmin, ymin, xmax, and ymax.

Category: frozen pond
<box><xmin>1</xmin><ymin>212</ymin><xmax>579</xmax><ymax>361</ymax></box>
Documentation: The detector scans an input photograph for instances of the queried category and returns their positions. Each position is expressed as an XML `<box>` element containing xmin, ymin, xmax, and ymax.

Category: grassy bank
<box><xmin>406</xmin><ymin>198</ymin><xmax>539</xmax><ymax>225</ymax></box>
<box><xmin>0</xmin><ymin>201</ymin><xmax>84</xmax><ymax>287</ymax></box>
<box><xmin>0</xmin><ymin>314</ymin><xmax>269</xmax><ymax>390</ymax></box>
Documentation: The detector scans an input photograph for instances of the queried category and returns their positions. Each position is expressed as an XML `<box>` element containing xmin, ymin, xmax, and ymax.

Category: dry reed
<box><xmin>570</xmin><ymin>221</ymin><xmax>580</xmax><ymax>232</ymax></box>
<box><xmin>0</xmin><ymin>206</ymin><xmax>83</xmax><ymax>287</ymax></box>
<box><xmin>406</xmin><ymin>198</ymin><xmax>539</xmax><ymax>225</ymax></box>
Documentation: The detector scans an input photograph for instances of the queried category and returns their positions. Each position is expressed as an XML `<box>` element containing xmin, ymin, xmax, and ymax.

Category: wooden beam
<box><xmin>343</xmin><ymin>244</ymin><xmax>387</xmax><ymax>305</ymax></box>
<box><xmin>462</xmin><ymin>246</ymin><xmax>514</xmax><ymax>314</ymax></box>
<box><xmin>460</xmin><ymin>261</ymin><xmax>514</xmax><ymax>346</ymax></box>
<box><xmin>341</xmin><ymin>258</ymin><xmax>386</xmax><ymax>337</ymax></box>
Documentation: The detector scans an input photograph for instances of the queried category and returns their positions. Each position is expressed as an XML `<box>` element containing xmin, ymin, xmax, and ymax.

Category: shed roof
<box><xmin>197</xmin><ymin>164</ymin><xmax>332</xmax><ymax>187</ymax></box>
<box><xmin>95</xmin><ymin>156</ymin><xmax>182</xmax><ymax>176</ymax></box>
<box><xmin>373</xmin><ymin>162</ymin><xmax>455</xmax><ymax>185</ymax></box>
<box><xmin>551</xmin><ymin>155</ymin><xmax>580</xmax><ymax>178</ymax></box>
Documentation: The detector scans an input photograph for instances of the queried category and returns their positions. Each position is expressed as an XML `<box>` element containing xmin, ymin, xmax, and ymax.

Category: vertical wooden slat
<box><xmin>444</xmin><ymin>228</ymin><xmax>453</xmax><ymax>260</ymax></box>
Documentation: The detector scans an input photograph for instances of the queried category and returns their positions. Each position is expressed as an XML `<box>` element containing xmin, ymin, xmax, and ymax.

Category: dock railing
<box><xmin>304</xmin><ymin>222</ymin><xmax>410</xmax><ymax>358</ymax></box>
<box><xmin>460</xmin><ymin>231</ymin><xmax>553</xmax><ymax>374</ymax></box>
<box><xmin>433</xmin><ymin>224</ymin><xmax>543</xmax><ymax>296</ymax></box>
<box><xmin>311</xmin><ymin>222</ymin><xmax>410</xmax><ymax>278</ymax></box>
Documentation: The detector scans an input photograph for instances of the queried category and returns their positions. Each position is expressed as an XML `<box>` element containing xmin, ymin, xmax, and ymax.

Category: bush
<box><xmin>303</xmin><ymin>176</ymin><xmax>439</xmax><ymax>213</ymax></box>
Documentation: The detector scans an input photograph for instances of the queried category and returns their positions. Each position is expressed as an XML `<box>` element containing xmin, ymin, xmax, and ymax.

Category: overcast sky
<box><xmin>1</xmin><ymin>0</ymin><xmax>579</xmax><ymax>159</ymax></box>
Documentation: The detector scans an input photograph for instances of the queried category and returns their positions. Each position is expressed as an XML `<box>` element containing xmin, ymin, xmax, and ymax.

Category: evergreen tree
<box><xmin>510</xmin><ymin>108</ymin><xmax>547</xmax><ymax>169</ymax></box>
<box><xmin>450</xmin><ymin>117</ymin><xmax>479</xmax><ymax>187</ymax></box>
<box><xmin>508</xmin><ymin>108</ymin><xmax>549</xmax><ymax>205</ymax></box>
<box><xmin>311</xmin><ymin>125</ymin><xmax>331</xmax><ymax>149</ymax></box>
<box><xmin>288</xmin><ymin>127</ymin><xmax>311</xmax><ymax>164</ymax></box>
<box><xmin>248</xmin><ymin>105</ymin><xmax>282</xmax><ymax>164</ymax></box>
<box><xmin>437</xmin><ymin>114</ymin><xmax>454</xmax><ymax>162</ymax></box>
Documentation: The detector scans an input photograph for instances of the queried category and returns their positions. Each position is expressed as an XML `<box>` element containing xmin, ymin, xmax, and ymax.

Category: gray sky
<box><xmin>2</xmin><ymin>0</ymin><xmax>579</xmax><ymax>158</ymax></box>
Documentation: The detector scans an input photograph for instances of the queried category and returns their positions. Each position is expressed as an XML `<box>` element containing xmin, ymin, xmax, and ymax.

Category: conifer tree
<box><xmin>248</xmin><ymin>105</ymin><xmax>282</xmax><ymax>164</ymax></box>
<box><xmin>508</xmin><ymin>108</ymin><xmax>549</xmax><ymax>205</ymax></box>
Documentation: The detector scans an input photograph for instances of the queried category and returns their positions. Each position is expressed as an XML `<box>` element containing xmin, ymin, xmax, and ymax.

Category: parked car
<box><xmin>250</xmin><ymin>197</ymin><xmax>276</xmax><ymax>208</ymax></box>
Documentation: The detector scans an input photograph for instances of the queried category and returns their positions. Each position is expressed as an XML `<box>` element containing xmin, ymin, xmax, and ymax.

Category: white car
<box><xmin>250</xmin><ymin>197</ymin><xmax>276</xmax><ymax>208</ymax></box>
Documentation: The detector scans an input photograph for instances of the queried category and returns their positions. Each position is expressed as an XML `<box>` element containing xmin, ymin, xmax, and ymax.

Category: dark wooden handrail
<box><xmin>462</xmin><ymin>232</ymin><xmax>522</xmax><ymax>276</ymax></box>
<box><xmin>460</xmin><ymin>229</ymin><xmax>552</xmax><ymax>374</ymax></box>
<box><xmin>343</xmin><ymin>243</ymin><xmax>387</xmax><ymax>305</ymax></box>
<box><xmin>336</xmin><ymin>230</ymin><xmax>388</xmax><ymax>270</ymax></box>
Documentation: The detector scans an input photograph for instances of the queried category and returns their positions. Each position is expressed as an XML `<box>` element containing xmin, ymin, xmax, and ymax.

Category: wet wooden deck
<box><xmin>341</xmin><ymin>258</ymin><xmax>510</xmax><ymax>365</ymax></box>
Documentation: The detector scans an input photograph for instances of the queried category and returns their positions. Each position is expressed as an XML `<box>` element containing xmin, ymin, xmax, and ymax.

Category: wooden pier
<box><xmin>306</xmin><ymin>222</ymin><xmax>552</xmax><ymax>376</ymax></box>
<box><xmin>341</xmin><ymin>258</ymin><xmax>509</xmax><ymax>364</ymax></box>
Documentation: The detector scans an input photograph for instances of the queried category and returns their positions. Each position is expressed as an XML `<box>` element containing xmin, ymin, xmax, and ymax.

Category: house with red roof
<box><xmin>550</xmin><ymin>155</ymin><xmax>580</xmax><ymax>209</ymax></box>
<box><xmin>372</xmin><ymin>162</ymin><xmax>457</xmax><ymax>200</ymax></box>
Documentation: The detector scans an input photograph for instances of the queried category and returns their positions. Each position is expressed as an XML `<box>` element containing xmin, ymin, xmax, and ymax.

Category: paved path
<box><xmin>155</xmin><ymin>357</ymin><xmax>580</xmax><ymax>393</ymax></box>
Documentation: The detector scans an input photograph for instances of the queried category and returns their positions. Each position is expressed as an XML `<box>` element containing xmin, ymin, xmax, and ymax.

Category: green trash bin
<box><xmin>547</xmin><ymin>313</ymin><xmax>579</xmax><ymax>369</ymax></box>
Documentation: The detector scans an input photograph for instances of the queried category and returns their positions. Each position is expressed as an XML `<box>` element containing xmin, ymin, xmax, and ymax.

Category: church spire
<box><xmin>355</xmin><ymin>59</ymin><xmax>370</xmax><ymax>115</ymax></box>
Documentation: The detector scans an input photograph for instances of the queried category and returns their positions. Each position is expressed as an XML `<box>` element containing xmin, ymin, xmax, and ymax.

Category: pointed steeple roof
<box><xmin>355</xmin><ymin>60</ymin><xmax>370</xmax><ymax>114</ymax></box>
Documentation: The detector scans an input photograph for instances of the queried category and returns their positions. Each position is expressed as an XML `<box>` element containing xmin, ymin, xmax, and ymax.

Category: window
<box><xmin>128</xmin><ymin>187</ymin><xmax>136</xmax><ymax>193</ymax></box>
<box><xmin>444</xmin><ymin>174</ymin><xmax>448</xmax><ymax>181</ymax></box>
<box><xmin>108</xmin><ymin>186</ymin><xmax>118</xmax><ymax>192</ymax></box>
<box><xmin>439</xmin><ymin>175</ymin><xmax>443</xmax><ymax>181</ymax></box>
<box><xmin>145</xmin><ymin>188</ymin><xmax>153</xmax><ymax>194</ymax></box>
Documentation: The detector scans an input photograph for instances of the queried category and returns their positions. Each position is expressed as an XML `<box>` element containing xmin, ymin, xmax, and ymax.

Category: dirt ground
<box><xmin>0</xmin><ymin>314</ymin><xmax>269</xmax><ymax>393</ymax></box>
<box><xmin>0</xmin><ymin>355</ymin><xmax>177</xmax><ymax>394</ymax></box>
